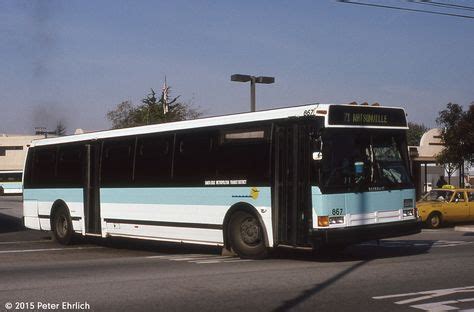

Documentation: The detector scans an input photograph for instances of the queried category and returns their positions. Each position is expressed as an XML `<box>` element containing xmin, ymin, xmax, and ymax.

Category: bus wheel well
<box><xmin>223</xmin><ymin>203</ymin><xmax>269</xmax><ymax>251</ymax></box>
<box><xmin>49</xmin><ymin>200</ymin><xmax>70</xmax><ymax>229</ymax></box>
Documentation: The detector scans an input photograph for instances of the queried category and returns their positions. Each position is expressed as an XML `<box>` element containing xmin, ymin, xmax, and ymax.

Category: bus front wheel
<box><xmin>228</xmin><ymin>211</ymin><xmax>267</xmax><ymax>259</ymax></box>
<box><xmin>52</xmin><ymin>206</ymin><xmax>74</xmax><ymax>245</ymax></box>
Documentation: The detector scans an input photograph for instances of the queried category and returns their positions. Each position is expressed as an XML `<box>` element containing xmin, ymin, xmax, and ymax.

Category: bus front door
<box><xmin>84</xmin><ymin>143</ymin><xmax>101</xmax><ymax>235</ymax></box>
<box><xmin>273</xmin><ymin>123</ymin><xmax>312</xmax><ymax>247</ymax></box>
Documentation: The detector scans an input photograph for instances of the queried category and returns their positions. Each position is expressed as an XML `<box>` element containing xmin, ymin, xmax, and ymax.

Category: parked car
<box><xmin>417</xmin><ymin>186</ymin><xmax>474</xmax><ymax>228</ymax></box>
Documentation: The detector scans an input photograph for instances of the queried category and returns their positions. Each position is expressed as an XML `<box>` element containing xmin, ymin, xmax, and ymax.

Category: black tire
<box><xmin>52</xmin><ymin>206</ymin><xmax>74</xmax><ymax>245</ymax></box>
<box><xmin>228</xmin><ymin>211</ymin><xmax>268</xmax><ymax>259</ymax></box>
<box><xmin>426</xmin><ymin>212</ymin><xmax>442</xmax><ymax>229</ymax></box>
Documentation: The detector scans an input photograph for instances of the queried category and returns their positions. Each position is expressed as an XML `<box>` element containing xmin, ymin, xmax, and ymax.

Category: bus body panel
<box><xmin>312</xmin><ymin>187</ymin><xmax>416</xmax><ymax>227</ymax></box>
<box><xmin>24</xmin><ymin>188</ymin><xmax>84</xmax><ymax>232</ymax></box>
<box><xmin>100</xmin><ymin>186</ymin><xmax>273</xmax><ymax>246</ymax></box>
<box><xmin>22</xmin><ymin>186</ymin><xmax>274</xmax><ymax>247</ymax></box>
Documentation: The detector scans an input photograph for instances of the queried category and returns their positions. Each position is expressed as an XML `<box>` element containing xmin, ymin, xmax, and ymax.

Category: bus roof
<box><xmin>30</xmin><ymin>103</ymin><xmax>408</xmax><ymax>147</ymax></box>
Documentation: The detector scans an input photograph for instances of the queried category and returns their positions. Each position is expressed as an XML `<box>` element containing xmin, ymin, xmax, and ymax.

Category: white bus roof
<box><xmin>30</xmin><ymin>103</ymin><xmax>408</xmax><ymax>147</ymax></box>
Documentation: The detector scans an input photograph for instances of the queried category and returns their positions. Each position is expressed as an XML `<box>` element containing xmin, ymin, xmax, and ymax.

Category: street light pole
<box><xmin>250</xmin><ymin>76</ymin><xmax>256</xmax><ymax>112</ymax></box>
<box><xmin>231</xmin><ymin>74</ymin><xmax>275</xmax><ymax>112</ymax></box>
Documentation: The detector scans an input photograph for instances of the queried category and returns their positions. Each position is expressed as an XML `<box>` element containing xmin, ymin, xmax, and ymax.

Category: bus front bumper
<box><xmin>309</xmin><ymin>218</ymin><xmax>423</xmax><ymax>246</ymax></box>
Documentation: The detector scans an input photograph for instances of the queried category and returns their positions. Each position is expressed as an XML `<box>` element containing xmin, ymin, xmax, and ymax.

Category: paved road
<box><xmin>1</xmin><ymin>197</ymin><xmax>474</xmax><ymax>312</ymax></box>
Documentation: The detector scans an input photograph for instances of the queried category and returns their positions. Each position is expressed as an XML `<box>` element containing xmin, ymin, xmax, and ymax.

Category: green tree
<box><xmin>106</xmin><ymin>101</ymin><xmax>137</xmax><ymax>129</ymax></box>
<box><xmin>436</xmin><ymin>102</ymin><xmax>474</xmax><ymax>184</ymax></box>
<box><xmin>407</xmin><ymin>122</ymin><xmax>428</xmax><ymax>146</ymax></box>
<box><xmin>107</xmin><ymin>88</ymin><xmax>201</xmax><ymax>129</ymax></box>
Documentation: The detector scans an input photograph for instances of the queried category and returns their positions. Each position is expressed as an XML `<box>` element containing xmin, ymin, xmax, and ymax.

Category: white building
<box><xmin>0</xmin><ymin>134</ymin><xmax>45</xmax><ymax>171</ymax></box>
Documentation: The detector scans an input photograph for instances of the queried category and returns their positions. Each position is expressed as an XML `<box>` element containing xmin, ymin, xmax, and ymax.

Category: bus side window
<box><xmin>134</xmin><ymin>135</ymin><xmax>173</xmax><ymax>185</ymax></box>
<box><xmin>173</xmin><ymin>131</ymin><xmax>217</xmax><ymax>184</ymax></box>
<box><xmin>31</xmin><ymin>147</ymin><xmax>57</xmax><ymax>187</ymax></box>
<box><xmin>216</xmin><ymin>128</ymin><xmax>270</xmax><ymax>184</ymax></box>
<box><xmin>101</xmin><ymin>138</ymin><xmax>135</xmax><ymax>186</ymax></box>
<box><xmin>57</xmin><ymin>145</ymin><xmax>84</xmax><ymax>187</ymax></box>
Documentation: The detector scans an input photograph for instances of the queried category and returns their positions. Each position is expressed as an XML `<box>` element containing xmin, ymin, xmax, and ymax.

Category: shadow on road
<box><xmin>273</xmin><ymin>259</ymin><xmax>371</xmax><ymax>311</ymax></box>
<box><xmin>77</xmin><ymin>235</ymin><xmax>435</xmax><ymax>264</ymax></box>
<box><xmin>0</xmin><ymin>212</ymin><xmax>25</xmax><ymax>234</ymax></box>
<box><xmin>270</xmin><ymin>239</ymin><xmax>435</xmax><ymax>263</ymax></box>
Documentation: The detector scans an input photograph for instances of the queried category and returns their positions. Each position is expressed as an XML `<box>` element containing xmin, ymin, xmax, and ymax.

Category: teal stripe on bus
<box><xmin>100</xmin><ymin>187</ymin><xmax>271</xmax><ymax>206</ymax></box>
<box><xmin>23</xmin><ymin>187</ymin><xmax>272</xmax><ymax>207</ymax></box>
<box><xmin>23</xmin><ymin>188</ymin><xmax>84</xmax><ymax>202</ymax></box>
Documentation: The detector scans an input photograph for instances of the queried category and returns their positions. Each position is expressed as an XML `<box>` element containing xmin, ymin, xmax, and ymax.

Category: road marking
<box><xmin>170</xmin><ymin>256</ymin><xmax>231</xmax><ymax>261</ymax></box>
<box><xmin>422</xmin><ymin>229</ymin><xmax>452</xmax><ymax>233</ymax></box>
<box><xmin>146</xmin><ymin>253</ymin><xmax>252</xmax><ymax>264</ymax></box>
<box><xmin>433</xmin><ymin>240</ymin><xmax>473</xmax><ymax>248</ymax></box>
<box><xmin>146</xmin><ymin>254</ymin><xmax>205</xmax><ymax>259</ymax></box>
<box><xmin>0</xmin><ymin>240</ymin><xmax>52</xmax><ymax>245</ymax></box>
<box><xmin>221</xmin><ymin>259</ymin><xmax>254</xmax><ymax>263</ymax></box>
<box><xmin>374</xmin><ymin>286</ymin><xmax>474</xmax><ymax>311</ymax></box>
<box><xmin>411</xmin><ymin>298</ymin><xmax>474</xmax><ymax>311</ymax></box>
<box><xmin>190</xmin><ymin>256</ymin><xmax>235</xmax><ymax>263</ymax></box>
<box><xmin>0</xmin><ymin>246</ymin><xmax>104</xmax><ymax>254</ymax></box>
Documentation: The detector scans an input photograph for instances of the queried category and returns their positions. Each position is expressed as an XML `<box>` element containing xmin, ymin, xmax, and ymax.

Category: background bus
<box><xmin>0</xmin><ymin>170</ymin><xmax>23</xmax><ymax>195</ymax></box>
<box><xmin>23</xmin><ymin>103</ymin><xmax>421</xmax><ymax>259</ymax></box>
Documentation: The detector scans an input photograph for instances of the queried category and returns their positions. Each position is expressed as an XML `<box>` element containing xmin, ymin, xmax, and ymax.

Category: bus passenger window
<box><xmin>216</xmin><ymin>128</ymin><xmax>270</xmax><ymax>185</ymax></box>
<box><xmin>101</xmin><ymin>139</ymin><xmax>135</xmax><ymax>186</ymax></box>
<box><xmin>57</xmin><ymin>145</ymin><xmax>83</xmax><ymax>187</ymax></box>
<box><xmin>31</xmin><ymin>147</ymin><xmax>57</xmax><ymax>187</ymax></box>
<box><xmin>173</xmin><ymin>131</ymin><xmax>217</xmax><ymax>184</ymax></box>
<box><xmin>134</xmin><ymin>135</ymin><xmax>173</xmax><ymax>185</ymax></box>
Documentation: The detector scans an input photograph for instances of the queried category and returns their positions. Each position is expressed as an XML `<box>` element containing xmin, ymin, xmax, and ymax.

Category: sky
<box><xmin>0</xmin><ymin>0</ymin><xmax>473</xmax><ymax>134</ymax></box>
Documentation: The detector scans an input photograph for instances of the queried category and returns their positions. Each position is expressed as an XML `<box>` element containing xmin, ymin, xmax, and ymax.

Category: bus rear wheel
<box><xmin>228</xmin><ymin>211</ymin><xmax>267</xmax><ymax>259</ymax></box>
<box><xmin>52</xmin><ymin>206</ymin><xmax>74</xmax><ymax>245</ymax></box>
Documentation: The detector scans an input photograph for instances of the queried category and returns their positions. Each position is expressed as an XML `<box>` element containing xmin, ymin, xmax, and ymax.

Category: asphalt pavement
<box><xmin>1</xmin><ymin>196</ymin><xmax>474</xmax><ymax>312</ymax></box>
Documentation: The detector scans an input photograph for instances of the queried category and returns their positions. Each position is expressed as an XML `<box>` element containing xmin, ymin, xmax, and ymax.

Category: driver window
<box><xmin>454</xmin><ymin>192</ymin><xmax>465</xmax><ymax>202</ymax></box>
<box><xmin>468</xmin><ymin>192</ymin><xmax>474</xmax><ymax>202</ymax></box>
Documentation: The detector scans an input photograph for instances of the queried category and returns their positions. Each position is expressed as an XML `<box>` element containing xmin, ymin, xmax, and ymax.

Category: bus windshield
<box><xmin>320</xmin><ymin>130</ymin><xmax>412</xmax><ymax>193</ymax></box>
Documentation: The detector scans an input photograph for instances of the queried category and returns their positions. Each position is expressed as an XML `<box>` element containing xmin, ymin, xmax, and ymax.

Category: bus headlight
<box><xmin>329</xmin><ymin>216</ymin><xmax>345</xmax><ymax>224</ymax></box>
<box><xmin>403</xmin><ymin>209</ymin><xmax>414</xmax><ymax>217</ymax></box>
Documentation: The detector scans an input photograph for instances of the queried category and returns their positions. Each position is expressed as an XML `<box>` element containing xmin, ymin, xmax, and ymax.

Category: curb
<box><xmin>454</xmin><ymin>225</ymin><xmax>474</xmax><ymax>233</ymax></box>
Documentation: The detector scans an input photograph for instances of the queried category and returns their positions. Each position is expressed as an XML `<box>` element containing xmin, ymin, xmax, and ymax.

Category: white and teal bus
<box><xmin>0</xmin><ymin>170</ymin><xmax>23</xmax><ymax>195</ymax></box>
<box><xmin>23</xmin><ymin>104</ymin><xmax>421</xmax><ymax>258</ymax></box>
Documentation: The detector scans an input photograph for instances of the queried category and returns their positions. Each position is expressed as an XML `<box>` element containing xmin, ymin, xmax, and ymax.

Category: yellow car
<box><xmin>417</xmin><ymin>187</ymin><xmax>474</xmax><ymax>228</ymax></box>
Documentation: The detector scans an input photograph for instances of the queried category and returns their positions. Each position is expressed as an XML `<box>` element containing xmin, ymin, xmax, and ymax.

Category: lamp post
<box><xmin>231</xmin><ymin>74</ymin><xmax>275</xmax><ymax>112</ymax></box>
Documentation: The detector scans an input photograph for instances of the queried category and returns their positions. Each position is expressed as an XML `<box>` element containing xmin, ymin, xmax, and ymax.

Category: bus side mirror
<box><xmin>312</xmin><ymin>152</ymin><xmax>323</xmax><ymax>161</ymax></box>
<box><xmin>312</xmin><ymin>135</ymin><xmax>323</xmax><ymax>161</ymax></box>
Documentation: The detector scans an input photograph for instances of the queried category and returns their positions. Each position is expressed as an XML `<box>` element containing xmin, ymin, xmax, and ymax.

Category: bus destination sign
<box><xmin>328</xmin><ymin>105</ymin><xmax>407</xmax><ymax>127</ymax></box>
